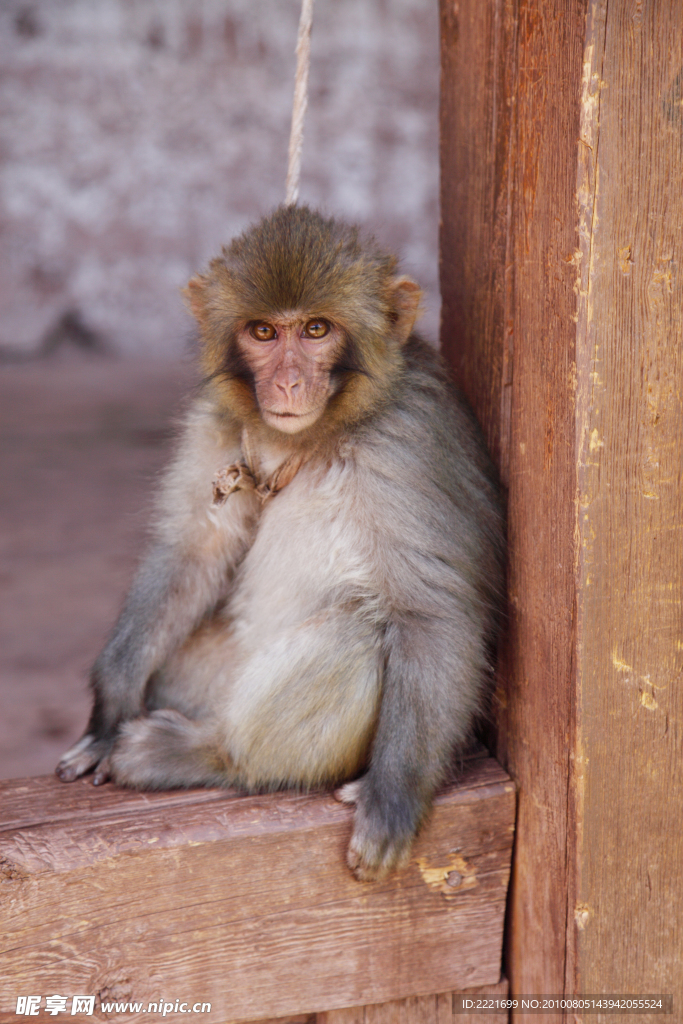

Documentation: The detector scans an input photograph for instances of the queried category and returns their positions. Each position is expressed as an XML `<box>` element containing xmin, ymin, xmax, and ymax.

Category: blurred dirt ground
<box><xmin>0</xmin><ymin>354</ymin><xmax>196</xmax><ymax>779</ymax></box>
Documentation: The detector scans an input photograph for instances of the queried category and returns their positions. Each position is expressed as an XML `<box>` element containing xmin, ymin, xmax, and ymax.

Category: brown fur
<box><xmin>185</xmin><ymin>207</ymin><xmax>419</xmax><ymax>439</ymax></box>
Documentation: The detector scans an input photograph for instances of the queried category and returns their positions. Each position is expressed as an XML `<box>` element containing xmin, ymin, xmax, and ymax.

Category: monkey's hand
<box><xmin>55</xmin><ymin>733</ymin><xmax>114</xmax><ymax>785</ymax></box>
<box><xmin>336</xmin><ymin>777</ymin><xmax>419</xmax><ymax>882</ymax></box>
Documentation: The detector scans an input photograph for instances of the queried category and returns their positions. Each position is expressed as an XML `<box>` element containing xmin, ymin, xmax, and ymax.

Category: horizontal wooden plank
<box><xmin>0</xmin><ymin>759</ymin><xmax>514</xmax><ymax>1023</ymax></box>
<box><xmin>317</xmin><ymin>976</ymin><xmax>508</xmax><ymax>1024</ymax></box>
<box><xmin>177</xmin><ymin>976</ymin><xmax>508</xmax><ymax>1024</ymax></box>
<box><xmin>0</xmin><ymin>749</ymin><xmax>505</xmax><ymax>833</ymax></box>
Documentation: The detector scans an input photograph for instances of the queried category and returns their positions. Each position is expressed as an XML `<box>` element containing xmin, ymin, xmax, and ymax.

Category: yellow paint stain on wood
<box><xmin>640</xmin><ymin>673</ymin><xmax>667</xmax><ymax>692</ymax></box>
<box><xmin>415</xmin><ymin>853</ymin><xmax>477</xmax><ymax>896</ymax></box>
<box><xmin>651</xmin><ymin>265</ymin><xmax>674</xmax><ymax>294</ymax></box>
<box><xmin>574</xmin><ymin>903</ymin><xmax>592</xmax><ymax>931</ymax></box>
<box><xmin>617</xmin><ymin>245</ymin><xmax>634</xmax><ymax>275</ymax></box>
<box><xmin>612</xmin><ymin>653</ymin><xmax>633</xmax><ymax>673</ymax></box>
<box><xmin>568</xmin><ymin>362</ymin><xmax>578</xmax><ymax>393</ymax></box>
<box><xmin>640</xmin><ymin>692</ymin><xmax>658</xmax><ymax>711</ymax></box>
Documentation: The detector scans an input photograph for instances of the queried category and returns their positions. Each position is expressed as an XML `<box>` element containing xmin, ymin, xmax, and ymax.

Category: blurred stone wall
<box><xmin>0</xmin><ymin>0</ymin><xmax>439</xmax><ymax>357</ymax></box>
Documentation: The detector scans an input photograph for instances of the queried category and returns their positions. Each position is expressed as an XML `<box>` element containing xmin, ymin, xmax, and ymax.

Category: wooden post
<box><xmin>440</xmin><ymin>0</ymin><xmax>683</xmax><ymax>1011</ymax></box>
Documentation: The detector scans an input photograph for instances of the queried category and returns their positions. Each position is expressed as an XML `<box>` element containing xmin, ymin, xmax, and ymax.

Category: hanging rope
<box><xmin>285</xmin><ymin>0</ymin><xmax>315</xmax><ymax>206</ymax></box>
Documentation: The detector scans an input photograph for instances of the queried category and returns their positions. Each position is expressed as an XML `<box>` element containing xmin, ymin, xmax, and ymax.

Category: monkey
<box><xmin>56</xmin><ymin>205</ymin><xmax>505</xmax><ymax>881</ymax></box>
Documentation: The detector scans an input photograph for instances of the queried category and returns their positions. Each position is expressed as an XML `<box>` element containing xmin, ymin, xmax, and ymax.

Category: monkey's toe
<box><xmin>92</xmin><ymin>757</ymin><xmax>112</xmax><ymax>785</ymax></box>
<box><xmin>346</xmin><ymin>825</ymin><xmax>412</xmax><ymax>882</ymax></box>
<box><xmin>56</xmin><ymin>734</ymin><xmax>109</xmax><ymax>782</ymax></box>
<box><xmin>334</xmin><ymin>778</ymin><xmax>362</xmax><ymax>804</ymax></box>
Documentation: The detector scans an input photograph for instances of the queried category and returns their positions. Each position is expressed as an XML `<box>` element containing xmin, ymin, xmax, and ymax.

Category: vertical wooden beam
<box><xmin>573</xmin><ymin>0</ymin><xmax>683</xmax><ymax>1001</ymax></box>
<box><xmin>440</xmin><ymin>0</ymin><xmax>587</xmax><ymax>1000</ymax></box>
<box><xmin>439</xmin><ymin>0</ymin><xmax>516</xmax><ymax>474</ymax></box>
<box><xmin>440</xmin><ymin>0</ymin><xmax>683</xmax><ymax>1008</ymax></box>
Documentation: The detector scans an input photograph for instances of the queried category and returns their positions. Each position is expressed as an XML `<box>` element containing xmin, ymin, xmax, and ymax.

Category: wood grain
<box><xmin>440</xmin><ymin>0</ymin><xmax>683</xmax><ymax>1012</ymax></box>
<box><xmin>318</xmin><ymin>978</ymin><xmax>508</xmax><ymax>1024</ymax></box>
<box><xmin>573</xmin><ymin>0</ymin><xmax>683</xmax><ymax>1008</ymax></box>
<box><xmin>440</xmin><ymin>0</ymin><xmax>587</xmax><ymax>1003</ymax></box>
<box><xmin>439</xmin><ymin>0</ymin><xmax>508</xmax><ymax>476</ymax></box>
<box><xmin>0</xmin><ymin>758</ymin><xmax>514</xmax><ymax>1023</ymax></box>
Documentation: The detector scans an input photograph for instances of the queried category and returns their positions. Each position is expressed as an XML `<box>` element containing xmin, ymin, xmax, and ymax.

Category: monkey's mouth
<box><xmin>262</xmin><ymin>406</ymin><xmax>325</xmax><ymax>433</ymax></box>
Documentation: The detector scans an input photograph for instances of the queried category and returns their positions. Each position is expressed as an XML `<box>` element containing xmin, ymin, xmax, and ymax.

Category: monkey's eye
<box><xmin>250</xmin><ymin>322</ymin><xmax>277</xmax><ymax>341</ymax></box>
<box><xmin>302</xmin><ymin>319</ymin><xmax>330</xmax><ymax>339</ymax></box>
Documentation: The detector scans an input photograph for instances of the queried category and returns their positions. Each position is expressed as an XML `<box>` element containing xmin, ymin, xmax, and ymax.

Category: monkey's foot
<box><xmin>55</xmin><ymin>734</ymin><xmax>113</xmax><ymax>783</ymax></box>
<box><xmin>347</xmin><ymin>822</ymin><xmax>413</xmax><ymax>882</ymax></box>
<box><xmin>345</xmin><ymin>786</ymin><xmax>417</xmax><ymax>882</ymax></box>
<box><xmin>110</xmin><ymin>709</ymin><xmax>231</xmax><ymax>790</ymax></box>
<box><xmin>346</xmin><ymin>828</ymin><xmax>412</xmax><ymax>882</ymax></box>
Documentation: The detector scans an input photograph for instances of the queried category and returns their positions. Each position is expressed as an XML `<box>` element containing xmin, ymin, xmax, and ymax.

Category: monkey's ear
<box><xmin>182</xmin><ymin>276</ymin><xmax>209</xmax><ymax>329</ymax></box>
<box><xmin>389</xmin><ymin>276</ymin><xmax>422</xmax><ymax>345</ymax></box>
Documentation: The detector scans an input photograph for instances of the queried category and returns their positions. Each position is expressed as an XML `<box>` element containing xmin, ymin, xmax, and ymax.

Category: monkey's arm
<box><xmin>344</xmin><ymin>388</ymin><xmax>503</xmax><ymax>879</ymax></box>
<box><xmin>344</xmin><ymin>607</ymin><xmax>485</xmax><ymax>879</ymax></box>
<box><xmin>57</xmin><ymin>403</ymin><xmax>256</xmax><ymax>782</ymax></box>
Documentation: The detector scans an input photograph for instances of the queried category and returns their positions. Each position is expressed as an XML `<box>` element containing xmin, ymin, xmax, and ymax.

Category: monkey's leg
<box><xmin>109</xmin><ymin>709</ymin><xmax>233</xmax><ymax>790</ymax></box>
<box><xmin>110</xmin><ymin>609</ymin><xmax>381</xmax><ymax>792</ymax></box>
<box><xmin>346</xmin><ymin>613</ymin><xmax>486</xmax><ymax>881</ymax></box>
<box><xmin>105</xmin><ymin>619</ymin><xmax>241</xmax><ymax>789</ymax></box>
<box><xmin>56</xmin><ymin>546</ymin><xmax>199</xmax><ymax>783</ymax></box>
<box><xmin>56</xmin><ymin>534</ymin><xmax>244</xmax><ymax>784</ymax></box>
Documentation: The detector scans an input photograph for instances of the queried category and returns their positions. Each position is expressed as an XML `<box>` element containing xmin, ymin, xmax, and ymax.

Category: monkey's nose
<box><xmin>276</xmin><ymin>380</ymin><xmax>301</xmax><ymax>397</ymax></box>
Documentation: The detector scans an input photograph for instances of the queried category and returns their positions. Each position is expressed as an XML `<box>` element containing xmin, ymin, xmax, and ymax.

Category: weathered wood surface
<box><xmin>316</xmin><ymin>977</ymin><xmax>509</xmax><ymax>1024</ymax></box>
<box><xmin>441</xmin><ymin>0</ymin><xmax>683</xmax><ymax>1013</ymax></box>
<box><xmin>440</xmin><ymin>0</ymin><xmax>586</xmax><ymax>1000</ymax></box>
<box><xmin>221</xmin><ymin>976</ymin><xmax>509</xmax><ymax>1024</ymax></box>
<box><xmin>0</xmin><ymin>756</ymin><xmax>514</xmax><ymax>1023</ymax></box>
<box><xmin>573</xmin><ymin>0</ymin><xmax>683</xmax><ymax>1006</ymax></box>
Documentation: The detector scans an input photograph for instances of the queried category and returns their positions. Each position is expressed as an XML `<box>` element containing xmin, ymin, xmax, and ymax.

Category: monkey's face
<box><xmin>184</xmin><ymin>207</ymin><xmax>423</xmax><ymax>434</ymax></box>
<box><xmin>236</xmin><ymin>313</ymin><xmax>344</xmax><ymax>433</ymax></box>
